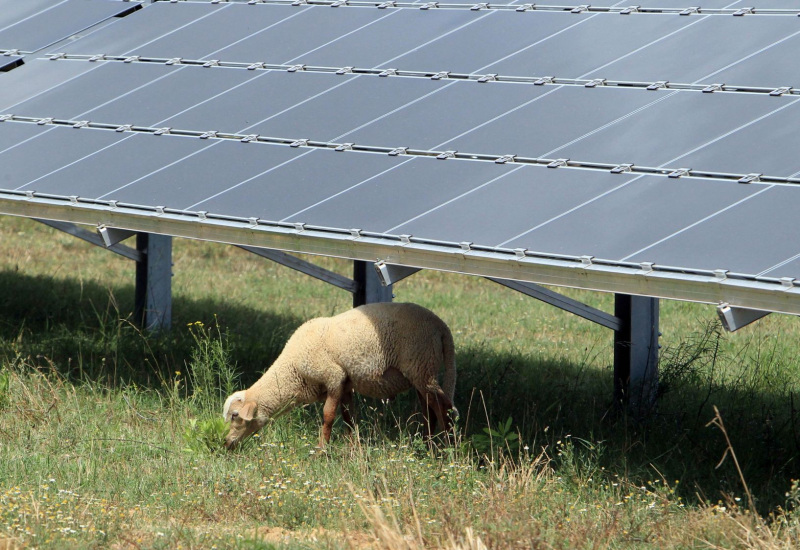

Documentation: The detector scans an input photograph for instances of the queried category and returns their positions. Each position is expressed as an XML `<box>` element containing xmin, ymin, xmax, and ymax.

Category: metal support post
<box><xmin>353</xmin><ymin>260</ymin><xmax>392</xmax><ymax>307</ymax></box>
<box><xmin>613</xmin><ymin>294</ymin><xmax>659</xmax><ymax>415</ymax></box>
<box><xmin>134</xmin><ymin>233</ymin><xmax>172</xmax><ymax>333</ymax></box>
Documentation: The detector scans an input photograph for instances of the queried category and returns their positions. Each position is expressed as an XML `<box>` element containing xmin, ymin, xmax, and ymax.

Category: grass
<box><xmin>2</xmin><ymin>215</ymin><xmax>800</xmax><ymax>548</ymax></box>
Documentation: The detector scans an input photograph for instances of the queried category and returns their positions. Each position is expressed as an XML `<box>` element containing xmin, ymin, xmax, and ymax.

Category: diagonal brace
<box><xmin>487</xmin><ymin>277</ymin><xmax>621</xmax><ymax>331</ymax></box>
<box><xmin>239</xmin><ymin>246</ymin><xmax>357</xmax><ymax>293</ymax></box>
<box><xmin>36</xmin><ymin>219</ymin><xmax>141</xmax><ymax>262</ymax></box>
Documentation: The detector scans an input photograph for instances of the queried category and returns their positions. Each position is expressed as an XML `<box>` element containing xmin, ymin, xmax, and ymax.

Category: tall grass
<box><xmin>2</xmin><ymin>215</ymin><xmax>800</xmax><ymax>547</ymax></box>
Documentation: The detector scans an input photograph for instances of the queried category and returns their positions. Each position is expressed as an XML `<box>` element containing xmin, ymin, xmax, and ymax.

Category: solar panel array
<box><xmin>2</xmin><ymin>1</ymin><xmax>800</xmax><ymax>314</ymax></box>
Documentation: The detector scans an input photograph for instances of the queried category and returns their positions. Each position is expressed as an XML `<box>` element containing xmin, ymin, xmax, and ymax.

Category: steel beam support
<box><xmin>717</xmin><ymin>303</ymin><xmax>770</xmax><ymax>332</ymax></box>
<box><xmin>36</xmin><ymin>219</ymin><xmax>142</xmax><ymax>262</ymax></box>
<box><xmin>613</xmin><ymin>294</ymin><xmax>659</xmax><ymax>414</ymax></box>
<box><xmin>239</xmin><ymin>245</ymin><xmax>357</xmax><ymax>293</ymax></box>
<box><xmin>134</xmin><ymin>233</ymin><xmax>172</xmax><ymax>333</ymax></box>
<box><xmin>374</xmin><ymin>261</ymin><xmax>421</xmax><ymax>287</ymax></box>
<box><xmin>488</xmin><ymin>277</ymin><xmax>622</xmax><ymax>331</ymax></box>
<box><xmin>353</xmin><ymin>260</ymin><xmax>392</xmax><ymax>307</ymax></box>
<box><xmin>98</xmin><ymin>224</ymin><xmax>136</xmax><ymax>248</ymax></box>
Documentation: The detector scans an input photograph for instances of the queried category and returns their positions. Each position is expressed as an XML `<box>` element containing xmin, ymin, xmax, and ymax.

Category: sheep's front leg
<box><xmin>321</xmin><ymin>392</ymin><xmax>341</xmax><ymax>446</ymax></box>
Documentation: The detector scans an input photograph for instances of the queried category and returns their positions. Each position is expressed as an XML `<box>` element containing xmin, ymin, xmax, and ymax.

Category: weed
<box><xmin>471</xmin><ymin>416</ymin><xmax>519</xmax><ymax>458</ymax></box>
<box><xmin>182</xmin><ymin>417</ymin><xmax>228</xmax><ymax>454</ymax></box>
<box><xmin>186</xmin><ymin>318</ymin><xmax>239</xmax><ymax>416</ymax></box>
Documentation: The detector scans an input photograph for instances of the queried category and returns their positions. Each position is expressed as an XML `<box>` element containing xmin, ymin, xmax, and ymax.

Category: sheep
<box><xmin>222</xmin><ymin>302</ymin><xmax>456</xmax><ymax>449</ymax></box>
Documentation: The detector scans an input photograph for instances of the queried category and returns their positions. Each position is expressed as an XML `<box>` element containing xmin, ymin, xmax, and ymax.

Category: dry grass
<box><xmin>3</xmin><ymin>216</ymin><xmax>800</xmax><ymax>548</ymax></box>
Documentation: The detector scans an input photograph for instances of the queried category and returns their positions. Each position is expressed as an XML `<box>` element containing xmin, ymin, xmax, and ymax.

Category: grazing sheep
<box><xmin>223</xmin><ymin>302</ymin><xmax>456</xmax><ymax>449</ymax></box>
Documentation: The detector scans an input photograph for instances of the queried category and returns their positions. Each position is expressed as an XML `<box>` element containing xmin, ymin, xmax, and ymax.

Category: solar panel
<box><xmin>3</xmin><ymin>1</ymin><xmax>800</xmax><ymax>316</ymax></box>
<box><xmin>54</xmin><ymin>3</ymin><xmax>800</xmax><ymax>88</ymax></box>
<box><xmin>0</xmin><ymin>0</ymin><xmax>139</xmax><ymax>54</ymax></box>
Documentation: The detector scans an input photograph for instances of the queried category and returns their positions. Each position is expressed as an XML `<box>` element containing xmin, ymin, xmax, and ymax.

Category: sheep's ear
<box><xmin>239</xmin><ymin>400</ymin><xmax>258</xmax><ymax>422</ymax></box>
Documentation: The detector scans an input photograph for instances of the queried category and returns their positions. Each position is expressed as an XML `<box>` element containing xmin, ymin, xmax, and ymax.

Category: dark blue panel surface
<box><xmin>0</xmin><ymin>0</ymin><xmax>138</xmax><ymax>53</ymax></box>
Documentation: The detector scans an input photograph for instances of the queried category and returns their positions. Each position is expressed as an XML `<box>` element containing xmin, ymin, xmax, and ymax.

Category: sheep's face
<box><xmin>223</xmin><ymin>391</ymin><xmax>265</xmax><ymax>449</ymax></box>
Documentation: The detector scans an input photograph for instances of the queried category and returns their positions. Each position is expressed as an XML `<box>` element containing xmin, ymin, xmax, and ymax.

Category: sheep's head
<box><xmin>222</xmin><ymin>390</ymin><xmax>265</xmax><ymax>449</ymax></box>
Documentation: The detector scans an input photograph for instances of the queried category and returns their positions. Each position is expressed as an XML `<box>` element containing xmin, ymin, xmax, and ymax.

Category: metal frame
<box><xmin>3</xmin><ymin>196</ymin><xmax>798</xmax><ymax>316</ymax></box>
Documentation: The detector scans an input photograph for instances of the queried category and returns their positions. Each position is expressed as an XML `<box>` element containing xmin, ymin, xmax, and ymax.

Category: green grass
<box><xmin>2</xmin><ymin>215</ymin><xmax>800</xmax><ymax>548</ymax></box>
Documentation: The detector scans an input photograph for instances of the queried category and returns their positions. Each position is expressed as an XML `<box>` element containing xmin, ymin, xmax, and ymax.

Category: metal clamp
<box><xmin>470</xmin><ymin>3</ymin><xmax>488</xmax><ymax>10</ymax></box>
<box><xmin>515</xmin><ymin>4</ymin><xmax>534</xmax><ymax>11</ymax></box>
<box><xmin>334</xmin><ymin>143</ymin><xmax>354</xmax><ymax>152</ymax></box>
<box><xmin>123</xmin><ymin>56</ymin><xmax>140</xmax><ymax>63</ymax></box>
<box><xmin>294</xmin><ymin>223</ymin><xmax>305</xmax><ymax>232</ymax></box>
<box><xmin>247</xmin><ymin>62</ymin><xmax>266</xmax><ymax>70</ymax></box>
<box><xmin>331</xmin><ymin>0</ymin><xmax>348</xmax><ymax>6</ymax></box>
<box><xmin>738</xmin><ymin>173</ymin><xmax>761</xmax><ymax>184</ymax></box>
<box><xmin>349</xmin><ymin>229</ymin><xmax>362</xmax><ymax>239</ymax></box>
<box><xmin>547</xmin><ymin>158</ymin><xmax>569</xmax><ymax>168</ymax></box>
<box><xmin>667</xmin><ymin>168</ymin><xmax>690</xmax><ymax>178</ymax></box>
<box><xmin>379</xmin><ymin>68</ymin><xmax>397</xmax><ymax>77</ymax></box>
<box><xmin>290</xmin><ymin>139</ymin><xmax>309</xmax><ymax>147</ymax></box>
<box><xmin>640</xmin><ymin>262</ymin><xmax>655</xmax><ymax>274</ymax></box>
<box><xmin>48</xmin><ymin>53</ymin><xmax>66</xmax><ymax>60</ymax></box>
<box><xmin>287</xmin><ymin>64</ymin><xmax>305</xmax><ymax>72</ymax></box>
<box><xmin>431</xmin><ymin>71</ymin><xmax>450</xmax><ymax>80</ymax></box>
<box><xmin>240</xmin><ymin>134</ymin><xmax>259</xmax><ymax>143</ymax></box>
<box><xmin>533</xmin><ymin>76</ymin><xmax>554</xmax><ymax>85</ymax></box>
<box><xmin>88</xmin><ymin>54</ymin><xmax>106</xmax><ymax>62</ymax></box>
<box><xmin>770</xmin><ymin>86</ymin><xmax>792</xmax><ymax>97</ymax></box>
<box><xmin>399</xmin><ymin>235</ymin><xmax>412</xmax><ymax>245</ymax></box>
<box><xmin>580</xmin><ymin>255</ymin><xmax>594</xmax><ymax>267</ymax></box>
<box><xmin>781</xmin><ymin>277</ymin><xmax>795</xmax><ymax>289</ymax></box>
<box><xmin>570</xmin><ymin>5</ymin><xmax>589</xmax><ymax>13</ymax></box>
<box><xmin>584</xmin><ymin>78</ymin><xmax>606</xmax><ymax>88</ymax></box>
<box><xmin>199</xmin><ymin>131</ymin><xmax>218</xmax><ymax>139</ymax></box>
<box><xmin>619</xmin><ymin>5</ymin><xmax>639</xmax><ymax>14</ymax></box>
<box><xmin>165</xmin><ymin>57</ymin><xmax>182</xmax><ymax>65</ymax></box>
<box><xmin>646</xmin><ymin>81</ymin><xmax>668</xmax><ymax>91</ymax></box>
<box><xmin>495</xmin><ymin>154</ymin><xmax>516</xmax><ymax>164</ymax></box>
<box><xmin>478</xmin><ymin>73</ymin><xmax>497</xmax><ymax>83</ymax></box>
<box><xmin>610</xmin><ymin>163</ymin><xmax>633</xmax><ymax>174</ymax></box>
<box><xmin>336</xmin><ymin>66</ymin><xmax>354</xmax><ymax>75</ymax></box>
<box><xmin>37</xmin><ymin>117</ymin><xmax>54</xmax><ymax>125</ymax></box>
<box><xmin>514</xmin><ymin>248</ymin><xmax>527</xmax><ymax>259</ymax></box>
<box><xmin>154</xmin><ymin>127</ymin><xmax>171</xmax><ymax>135</ymax></box>
<box><xmin>679</xmin><ymin>6</ymin><xmax>699</xmax><ymax>15</ymax></box>
<box><xmin>388</xmin><ymin>147</ymin><xmax>408</xmax><ymax>156</ymax></box>
<box><xmin>203</xmin><ymin>59</ymin><xmax>220</xmax><ymax>68</ymax></box>
<box><xmin>714</xmin><ymin>269</ymin><xmax>728</xmax><ymax>281</ymax></box>
<box><xmin>702</xmin><ymin>83</ymin><xmax>724</xmax><ymax>93</ymax></box>
<box><xmin>419</xmin><ymin>2</ymin><xmax>438</xmax><ymax>9</ymax></box>
<box><xmin>377</xmin><ymin>1</ymin><xmax>396</xmax><ymax>7</ymax></box>
<box><xmin>72</xmin><ymin>121</ymin><xmax>90</xmax><ymax>128</ymax></box>
<box><xmin>732</xmin><ymin>7</ymin><xmax>753</xmax><ymax>16</ymax></box>
<box><xmin>460</xmin><ymin>242</ymin><xmax>473</xmax><ymax>252</ymax></box>
<box><xmin>115</xmin><ymin>124</ymin><xmax>133</xmax><ymax>133</ymax></box>
<box><xmin>436</xmin><ymin>150</ymin><xmax>457</xmax><ymax>160</ymax></box>
<box><xmin>0</xmin><ymin>114</ymin><xmax>13</xmax><ymax>122</ymax></box>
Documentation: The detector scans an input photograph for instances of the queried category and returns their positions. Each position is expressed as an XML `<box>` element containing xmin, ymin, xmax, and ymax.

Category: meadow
<box><xmin>1</xmin><ymin>215</ymin><xmax>800</xmax><ymax>549</ymax></box>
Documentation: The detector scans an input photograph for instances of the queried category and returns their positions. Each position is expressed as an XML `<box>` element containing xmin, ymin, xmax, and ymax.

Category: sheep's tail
<box><xmin>441</xmin><ymin>328</ymin><xmax>457</xmax><ymax>403</ymax></box>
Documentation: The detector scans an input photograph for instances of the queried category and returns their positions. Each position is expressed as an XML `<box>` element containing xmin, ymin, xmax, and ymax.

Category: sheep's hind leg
<box><xmin>340</xmin><ymin>389</ymin><xmax>355</xmax><ymax>434</ymax></box>
<box><xmin>420</xmin><ymin>390</ymin><xmax>454</xmax><ymax>442</ymax></box>
<box><xmin>416</xmin><ymin>390</ymin><xmax>436</xmax><ymax>440</ymax></box>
